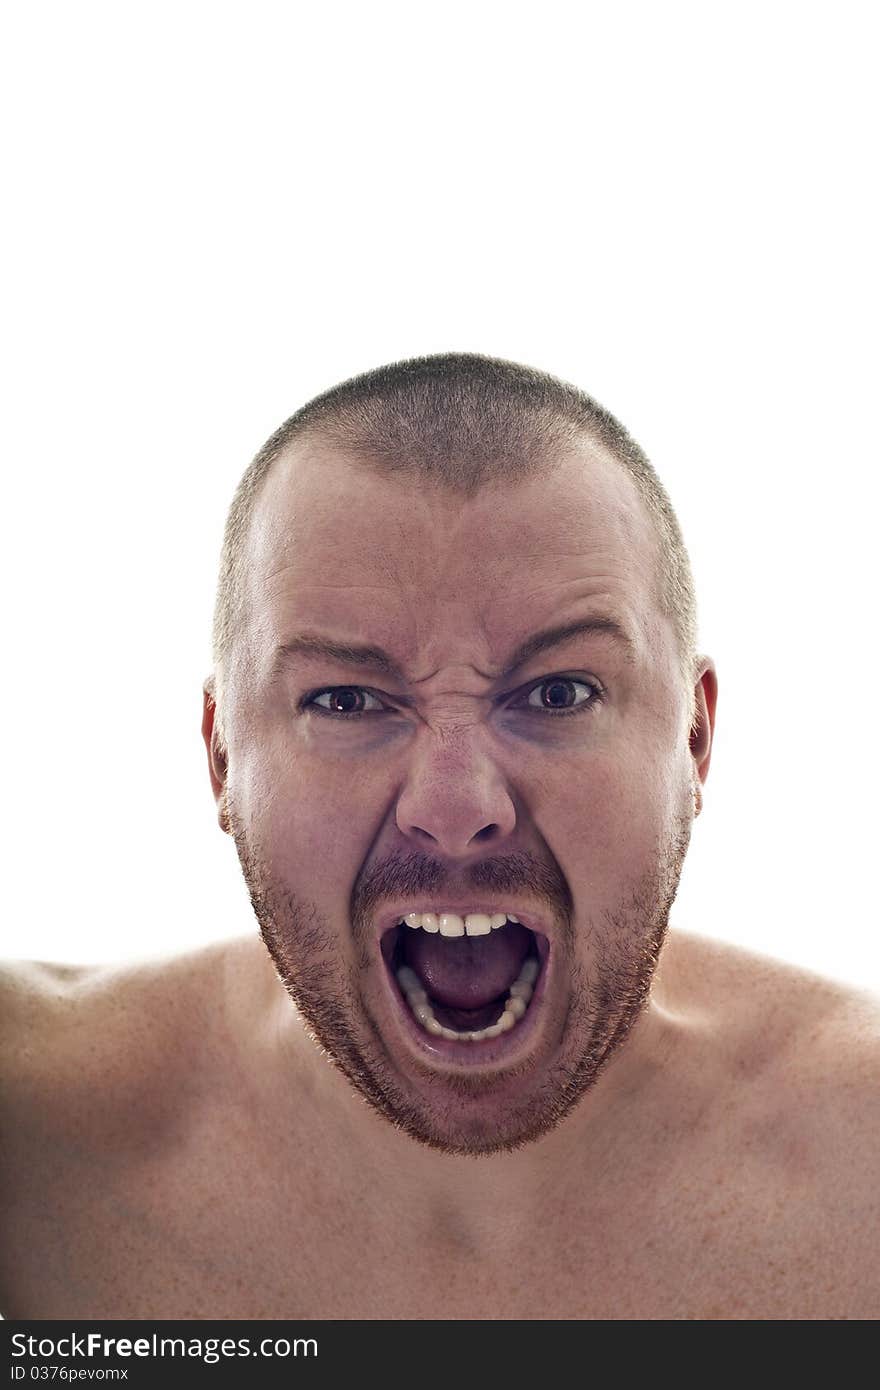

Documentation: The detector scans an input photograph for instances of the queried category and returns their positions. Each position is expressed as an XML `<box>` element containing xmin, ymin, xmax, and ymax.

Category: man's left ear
<box><xmin>689</xmin><ymin>658</ymin><xmax>718</xmax><ymax>817</ymax></box>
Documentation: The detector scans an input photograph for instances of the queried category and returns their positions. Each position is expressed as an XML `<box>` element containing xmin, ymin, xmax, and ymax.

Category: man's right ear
<box><xmin>202</xmin><ymin>677</ymin><xmax>232</xmax><ymax>835</ymax></box>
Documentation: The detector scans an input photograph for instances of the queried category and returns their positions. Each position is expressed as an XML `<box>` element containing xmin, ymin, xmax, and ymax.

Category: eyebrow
<box><xmin>272</xmin><ymin>616</ymin><xmax>636</xmax><ymax>686</ymax></box>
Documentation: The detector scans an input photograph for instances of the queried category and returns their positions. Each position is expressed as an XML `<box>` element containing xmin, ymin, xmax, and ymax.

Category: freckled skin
<box><xmin>3</xmin><ymin>436</ymin><xmax>879</xmax><ymax>1320</ymax></box>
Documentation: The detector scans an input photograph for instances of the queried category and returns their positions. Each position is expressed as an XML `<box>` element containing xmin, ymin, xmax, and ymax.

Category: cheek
<box><xmin>530</xmin><ymin>746</ymin><xmax>676</xmax><ymax>888</ymax></box>
<box><xmin>232</xmin><ymin>737</ymin><xmax>384</xmax><ymax>879</ymax></box>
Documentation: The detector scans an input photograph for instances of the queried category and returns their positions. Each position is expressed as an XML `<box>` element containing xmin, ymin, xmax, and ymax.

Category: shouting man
<box><xmin>3</xmin><ymin>354</ymin><xmax>878</xmax><ymax>1319</ymax></box>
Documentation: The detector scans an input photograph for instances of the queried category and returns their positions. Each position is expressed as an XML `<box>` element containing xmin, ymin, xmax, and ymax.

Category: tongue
<box><xmin>402</xmin><ymin>921</ymin><xmax>532</xmax><ymax>1009</ymax></box>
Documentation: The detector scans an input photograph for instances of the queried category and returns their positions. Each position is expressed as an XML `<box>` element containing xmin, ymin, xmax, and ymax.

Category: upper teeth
<box><xmin>402</xmin><ymin>911</ymin><xmax>521</xmax><ymax>937</ymax></box>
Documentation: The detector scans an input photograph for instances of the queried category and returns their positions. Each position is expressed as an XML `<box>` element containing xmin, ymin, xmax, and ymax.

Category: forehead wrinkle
<box><xmin>405</xmin><ymin>593</ymin><xmax>498</xmax><ymax>688</ymax></box>
<box><xmin>409</xmin><ymin>660</ymin><xmax>497</xmax><ymax>688</ymax></box>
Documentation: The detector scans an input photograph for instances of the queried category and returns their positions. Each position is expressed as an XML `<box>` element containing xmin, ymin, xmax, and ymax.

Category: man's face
<box><xmin>207</xmin><ymin>437</ymin><xmax>712</xmax><ymax>1155</ymax></box>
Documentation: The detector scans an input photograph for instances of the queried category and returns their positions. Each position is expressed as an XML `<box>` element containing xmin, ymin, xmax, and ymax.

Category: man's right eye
<box><xmin>306</xmin><ymin>687</ymin><xmax>386</xmax><ymax>717</ymax></box>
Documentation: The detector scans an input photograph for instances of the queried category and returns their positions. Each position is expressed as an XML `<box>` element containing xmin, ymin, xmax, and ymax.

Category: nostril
<box><xmin>411</xmin><ymin>825</ymin><xmax>439</xmax><ymax>844</ymax></box>
<box><xmin>408</xmin><ymin>821</ymin><xmax>501</xmax><ymax>850</ymax></box>
<box><xmin>472</xmin><ymin>823</ymin><xmax>501</xmax><ymax>843</ymax></box>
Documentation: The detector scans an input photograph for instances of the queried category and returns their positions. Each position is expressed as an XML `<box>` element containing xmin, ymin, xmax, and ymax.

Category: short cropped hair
<box><xmin>211</xmin><ymin>352</ymin><xmax>699</xmax><ymax>733</ymax></box>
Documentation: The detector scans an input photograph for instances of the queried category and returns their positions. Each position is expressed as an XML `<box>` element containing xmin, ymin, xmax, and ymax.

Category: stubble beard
<box><xmin>225</xmin><ymin>795</ymin><xmax>694</xmax><ymax>1157</ymax></box>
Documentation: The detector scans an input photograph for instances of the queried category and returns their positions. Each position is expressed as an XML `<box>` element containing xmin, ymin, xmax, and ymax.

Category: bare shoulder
<box><xmin>1</xmin><ymin>936</ymin><xmax>263</xmax><ymax>1151</ymax></box>
<box><xmin>668</xmin><ymin>925</ymin><xmax>880</xmax><ymax>1112</ymax></box>
<box><xmin>666</xmin><ymin>927</ymin><xmax>880</xmax><ymax>1313</ymax></box>
<box><xmin>0</xmin><ymin>938</ymin><xmax>274</xmax><ymax>1318</ymax></box>
<box><xmin>667</xmin><ymin>924</ymin><xmax>880</xmax><ymax>1053</ymax></box>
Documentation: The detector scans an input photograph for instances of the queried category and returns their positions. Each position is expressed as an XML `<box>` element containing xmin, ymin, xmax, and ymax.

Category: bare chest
<box><xmin>4</xmin><ymin>1128</ymin><xmax>858</xmax><ymax>1321</ymax></box>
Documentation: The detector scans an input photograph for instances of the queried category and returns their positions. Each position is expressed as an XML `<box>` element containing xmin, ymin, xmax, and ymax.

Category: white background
<box><xmin>1</xmin><ymin>3</ymin><xmax>877</xmax><ymax>990</ymax></box>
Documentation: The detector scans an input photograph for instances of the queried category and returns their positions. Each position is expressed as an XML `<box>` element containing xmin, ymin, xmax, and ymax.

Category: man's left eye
<box><xmin>521</xmin><ymin>678</ymin><xmax>600</xmax><ymax>714</ymax></box>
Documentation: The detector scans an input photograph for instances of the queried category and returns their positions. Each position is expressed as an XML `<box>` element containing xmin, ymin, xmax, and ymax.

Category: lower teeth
<box><xmin>396</xmin><ymin>955</ymin><xmax>540</xmax><ymax>1042</ymax></box>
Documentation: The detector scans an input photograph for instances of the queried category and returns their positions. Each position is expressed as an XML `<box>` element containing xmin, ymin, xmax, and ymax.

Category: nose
<box><xmin>395</xmin><ymin>725</ymin><xmax>517</xmax><ymax>857</ymax></box>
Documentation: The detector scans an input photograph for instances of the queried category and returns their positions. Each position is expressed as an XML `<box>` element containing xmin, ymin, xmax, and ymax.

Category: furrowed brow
<box><xmin>502</xmin><ymin>617</ymin><xmax>637</xmax><ymax>676</ymax></box>
<box><xmin>272</xmin><ymin>616</ymin><xmax>635</xmax><ymax>689</ymax></box>
<box><xmin>272</xmin><ymin>634</ymin><xmax>406</xmax><ymax>683</ymax></box>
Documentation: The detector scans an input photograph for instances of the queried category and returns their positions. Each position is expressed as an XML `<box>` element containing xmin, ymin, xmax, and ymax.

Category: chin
<box><xmin>310</xmin><ymin>972</ymin><xmax>649</xmax><ymax>1158</ymax></box>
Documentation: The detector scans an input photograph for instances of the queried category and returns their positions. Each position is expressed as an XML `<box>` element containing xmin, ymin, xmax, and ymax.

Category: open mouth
<box><xmin>379</xmin><ymin>910</ymin><xmax>550</xmax><ymax>1055</ymax></box>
